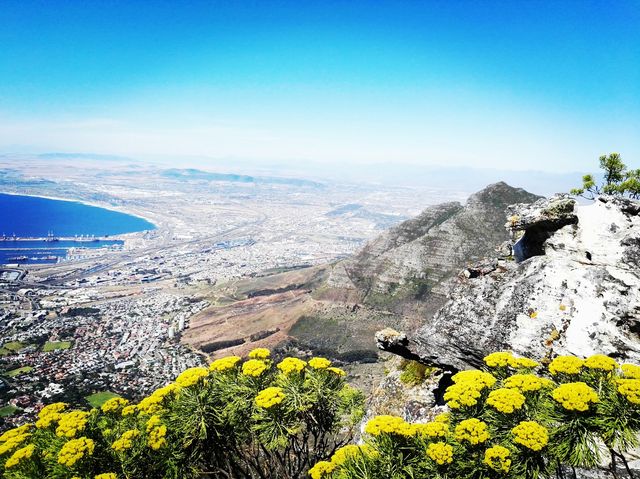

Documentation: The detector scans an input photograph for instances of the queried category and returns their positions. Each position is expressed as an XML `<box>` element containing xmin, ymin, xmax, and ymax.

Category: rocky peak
<box><xmin>377</xmin><ymin>194</ymin><xmax>640</xmax><ymax>371</ymax></box>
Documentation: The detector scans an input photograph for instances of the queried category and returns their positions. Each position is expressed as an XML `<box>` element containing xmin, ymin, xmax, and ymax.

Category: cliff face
<box><xmin>377</xmin><ymin>195</ymin><xmax>640</xmax><ymax>371</ymax></box>
<box><xmin>322</xmin><ymin>182</ymin><xmax>541</xmax><ymax>314</ymax></box>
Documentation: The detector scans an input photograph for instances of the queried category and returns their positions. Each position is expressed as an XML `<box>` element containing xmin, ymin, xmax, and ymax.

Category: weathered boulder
<box><xmin>377</xmin><ymin>195</ymin><xmax>640</xmax><ymax>371</ymax></box>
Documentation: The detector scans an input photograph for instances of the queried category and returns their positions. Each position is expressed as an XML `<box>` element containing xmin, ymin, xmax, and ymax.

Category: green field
<box><xmin>0</xmin><ymin>405</ymin><xmax>19</xmax><ymax>417</ymax></box>
<box><xmin>85</xmin><ymin>391</ymin><xmax>120</xmax><ymax>408</ymax></box>
<box><xmin>0</xmin><ymin>341</ymin><xmax>26</xmax><ymax>356</ymax></box>
<box><xmin>43</xmin><ymin>341</ymin><xmax>72</xmax><ymax>352</ymax></box>
<box><xmin>6</xmin><ymin>366</ymin><xmax>33</xmax><ymax>377</ymax></box>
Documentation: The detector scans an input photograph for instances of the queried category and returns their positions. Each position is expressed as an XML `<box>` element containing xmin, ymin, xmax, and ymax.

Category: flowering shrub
<box><xmin>314</xmin><ymin>351</ymin><xmax>640</xmax><ymax>479</ymax></box>
<box><xmin>0</xmin><ymin>351</ymin><xmax>364</xmax><ymax>479</ymax></box>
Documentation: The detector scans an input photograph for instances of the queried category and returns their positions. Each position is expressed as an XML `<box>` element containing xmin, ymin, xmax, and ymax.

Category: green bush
<box><xmin>398</xmin><ymin>360</ymin><xmax>433</xmax><ymax>386</ymax></box>
<box><xmin>312</xmin><ymin>351</ymin><xmax>640</xmax><ymax>479</ymax></box>
<box><xmin>0</xmin><ymin>349</ymin><xmax>364</xmax><ymax>479</ymax></box>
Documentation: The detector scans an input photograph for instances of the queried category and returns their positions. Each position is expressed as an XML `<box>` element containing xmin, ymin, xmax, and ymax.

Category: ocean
<box><xmin>0</xmin><ymin>193</ymin><xmax>154</xmax><ymax>265</ymax></box>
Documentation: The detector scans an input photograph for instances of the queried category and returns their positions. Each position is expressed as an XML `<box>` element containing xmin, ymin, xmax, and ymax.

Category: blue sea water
<box><xmin>0</xmin><ymin>193</ymin><xmax>154</xmax><ymax>265</ymax></box>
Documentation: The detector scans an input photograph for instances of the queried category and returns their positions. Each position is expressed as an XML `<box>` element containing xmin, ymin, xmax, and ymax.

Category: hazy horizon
<box><xmin>1</xmin><ymin>1</ymin><xmax>638</xmax><ymax>174</ymax></box>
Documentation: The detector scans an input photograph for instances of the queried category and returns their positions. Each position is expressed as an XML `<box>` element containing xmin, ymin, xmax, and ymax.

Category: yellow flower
<box><xmin>617</xmin><ymin>379</ymin><xmax>640</xmax><ymax>404</ymax></box>
<box><xmin>146</xmin><ymin>415</ymin><xmax>167</xmax><ymax>450</ymax></box>
<box><xmin>443</xmin><ymin>381</ymin><xmax>484</xmax><ymax>409</ymax></box>
<box><xmin>255</xmin><ymin>387</ymin><xmax>286</xmax><ymax>409</ymax></box>
<box><xmin>327</xmin><ymin>367</ymin><xmax>346</xmax><ymax>376</ymax></box>
<box><xmin>512</xmin><ymin>421</ymin><xmax>548</xmax><ymax>451</ymax></box>
<box><xmin>308</xmin><ymin>460</ymin><xmax>336</xmax><ymax>479</ymax></box>
<box><xmin>0</xmin><ymin>429</ymin><xmax>30</xmax><ymax>456</ymax></box>
<box><xmin>210</xmin><ymin>356</ymin><xmax>242</xmax><ymax>372</ymax></box>
<box><xmin>486</xmin><ymin>388</ymin><xmax>526</xmax><ymax>414</ymax></box>
<box><xmin>548</xmin><ymin>356</ymin><xmax>584</xmax><ymax>375</ymax></box>
<box><xmin>621</xmin><ymin>364</ymin><xmax>640</xmax><ymax>379</ymax></box>
<box><xmin>242</xmin><ymin>359</ymin><xmax>268</xmax><ymax>377</ymax></box>
<box><xmin>504</xmin><ymin>374</ymin><xmax>554</xmax><ymax>392</ymax></box>
<box><xmin>138</xmin><ymin>383</ymin><xmax>179</xmax><ymax>414</ymax></box>
<box><xmin>484</xmin><ymin>445</ymin><xmax>512</xmax><ymax>473</ymax></box>
<box><xmin>454</xmin><ymin>418</ymin><xmax>490</xmax><ymax>445</ymax></box>
<box><xmin>0</xmin><ymin>424</ymin><xmax>31</xmax><ymax>443</ymax></box>
<box><xmin>433</xmin><ymin>413</ymin><xmax>450</xmax><ymax>423</ymax></box>
<box><xmin>36</xmin><ymin>402</ymin><xmax>67</xmax><ymax>428</ymax></box>
<box><xmin>426</xmin><ymin>442</ymin><xmax>453</xmax><ymax>465</ymax></box>
<box><xmin>248</xmin><ymin>348</ymin><xmax>271</xmax><ymax>359</ymax></box>
<box><xmin>58</xmin><ymin>437</ymin><xmax>95</xmax><ymax>467</ymax></box>
<box><xmin>111</xmin><ymin>429</ymin><xmax>140</xmax><ymax>452</ymax></box>
<box><xmin>552</xmin><ymin>382</ymin><xmax>598</xmax><ymax>411</ymax></box>
<box><xmin>95</xmin><ymin>474</ymin><xmax>118</xmax><ymax>479</ymax></box>
<box><xmin>584</xmin><ymin>354</ymin><xmax>619</xmax><ymax>372</ymax></box>
<box><xmin>411</xmin><ymin>421</ymin><xmax>448</xmax><ymax>438</ymax></box>
<box><xmin>512</xmin><ymin>357</ymin><xmax>539</xmax><ymax>369</ymax></box>
<box><xmin>175</xmin><ymin>367</ymin><xmax>209</xmax><ymax>387</ymax></box>
<box><xmin>4</xmin><ymin>443</ymin><xmax>35</xmax><ymax>469</ymax></box>
<box><xmin>56</xmin><ymin>411</ymin><xmax>89</xmax><ymax>438</ymax></box>
<box><xmin>121</xmin><ymin>405</ymin><xmax>137</xmax><ymax>416</ymax></box>
<box><xmin>308</xmin><ymin>357</ymin><xmax>332</xmax><ymax>369</ymax></box>
<box><xmin>364</xmin><ymin>415</ymin><xmax>412</xmax><ymax>436</ymax></box>
<box><xmin>484</xmin><ymin>352</ymin><xmax>515</xmax><ymax>368</ymax></box>
<box><xmin>101</xmin><ymin>397</ymin><xmax>128</xmax><ymax>414</ymax></box>
<box><xmin>451</xmin><ymin>370</ymin><xmax>497</xmax><ymax>388</ymax></box>
<box><xmin>331</xmin><ymin>444</ymin><xmax>363</xmax><ymax>465</ymax></box>
<box><xmin>277</xmin><ymin>357</ymin><xmax>306</xmax><ymax>375</ymax></box>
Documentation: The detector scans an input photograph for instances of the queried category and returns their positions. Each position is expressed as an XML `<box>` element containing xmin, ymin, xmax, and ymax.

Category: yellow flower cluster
<box><xmin>511</xmin><ymin>421</ymin><xmax>548</xmax><ymax>451</ymax></box>
<box><xmin>504</xmin><ymin>374</ymin><xmax>553</xmax><ymax>392</ymax></box>
<box><xmin>0</xmin><ymin>425</ymin><xmax>31</xmax><ymax>456</ymax></box>
<box><xmin>552</xmin><ymin>382</ymin><xmax>598</xmax><ymax>411</ymax></box>
<box><xmin>622</xmin><ymin>364</ymin><xmax>640</xmax><ymax>379</ymax></box>
<box><xmin>56</xmin><ymin>411</ymin><xmax>89</xmax><ymax>438</ymax></box>
<box><xmin>486</xmin><ymin>388</ymin><xmax>526</xmax><ymax>414</ymax></box>
<box><xmin>146</xmin><ymin>415</ymin><xmax>167</xmax><ymax>450</ymax></box>
<box><xmin>483</xmin><ymin>352</ymin><xmax>538</xmax><ymax>369</ymax></box>
<box><xmin>277</xmin><ymin>357</ymin><xmax>306</xmax><ymax>375</ymax></box>
<box><xmin>331</xmin><ymin>445</ymin><xmax>365</xmax><ymax>465</ymax></box>
<box><xmin>444</xmin><ymin>371</ymin><xmax>495</xmax><ymax>409</ymax></box>
<box><xmin>327</xmin><ymin>367</ymin><xmax>346</xmax><ymax>376</ymax></box>
<box><xmin>175</xmin><ymin>367</ymin><xmax>209</xmax><ymax>388</ymax></box>
<box><xmin>242</xmin><ymin>359</ymin><xmax>268</xmax><ymax>377</ymax></box>
<box><xmin>451</xmin><ymin>370</ymin><xmax>497</xmax><ymax>388</ymax></box>
<box><xmin>411</xmin><ymin>421</ymin><xmax>448</xmax><ymax>438</ymax></box>
<box><xmin>122</xmin><ymin>405</ymin><xmax>137</xmax><ymax>416</ymax></box>
<box><xmin>138</xmin><ymin>383</ymin><xmax>178</xmax><ymax>414</ymax></box>
<box><xmin>364</xmin><ymin>415</ymin><xmax>412</xmax><ymax>436</ymax></box>
<box><xmin>5</xmin><ymin>443</ymin><xmax>35</xmax><ymax>469</ymax></box>
<box><xmin>112</xmin><ymin>429</ymin><xmax>140</xmax><ymax>452</ymax></box>
<box><xmin>255</xmin><ymin>387</ymin><xmax>286</xmax><ymax>409</ymax></box>
<box><xmin>36</xmin><ymin>402</ymin><xmax>67</xmax><ymax>428</ymax></box>
<box><xmin>617</xmin><ymin>379</ymin><xmax>640</xmax><ymax>404</ymax></box>
<box><xmin>309</xmin><ymin>357</ymin><xmax>332</xmax><ymax>369</ymax></box>
<box><xmin>209</xmin><ymin>355</ymin><xmax>241</xmax><ymax>372</ymax></box>
<box><xmin>454</xmin><ymin>418</ymin><xmax>490</xmax><ymax>445</ymax></box>
<box><xmin>308</xmin><ymin>460</ymin><xmax>336</xmax><ymax>479</ymax></box>
<box><xmin>484</xmin><ymin>445</ymin><xmax>511</xmax><ymax>473</ymax></box>
<box><xmin>58</xmin><ymin>437</ymin><xmax>95</xmax><ymax>467</ymax></box>
<box><xmin>101</xmin><ymin>397</ymin><xmax>128</xmax><ymax>414</ymax></box>
<box><xmin>584</xmin><ymin>354</ymin><xmax>619</xmax><ymax>372</ymax></box>
<box><xmin>426</xmin><ymin>442</ymin><xmax>453</xmax><ymax>465</ymax></box>
<box><xmin>548</xmin><ymin>356</ymin><xmax>584</xmax><ymax>375</ymax></box>
<box><xmin>248</xmin><ymin>348</ymin><xmax>271</xmax><ymax>359</ymax></box>
<box><xmin>95</xmin><ymin>474</ymin><xmax>118</xmax><ymax>479</ymax></box>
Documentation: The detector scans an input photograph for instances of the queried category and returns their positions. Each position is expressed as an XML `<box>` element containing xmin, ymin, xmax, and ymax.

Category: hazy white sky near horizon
<box><xmin>1</xmin><ymin>1</ymin><xmax>638</xmax><ymax>173</ymax></box>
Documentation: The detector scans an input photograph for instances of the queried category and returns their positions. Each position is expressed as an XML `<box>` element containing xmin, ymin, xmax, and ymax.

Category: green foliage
<box><xmin>316</xmin><ymin>352</ymin><xmax>640</xmax><ymax>479</ymax></box>
<box><xmin>0</xmin><ymin>351</ymin><xmax>363</xmax><ymax>479</ymax></box>
<box><xmin>398</xmin><ymin>360</ymin><xmax>433</xmax><ymax>386</ymax></box>
<box><xmin>571</xmin><ymin>153</ymin><xmax>640</xmax><ymax>199</ymax></box>
<box><xmin>43</xmin><ymin>341</ymin><xmax>72</xmax><ymax>352</ymax></box>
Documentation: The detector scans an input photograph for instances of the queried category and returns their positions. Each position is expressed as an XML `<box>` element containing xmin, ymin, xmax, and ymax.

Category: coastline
<box><xmin>0</xmin><ymin>190</ymin><xmax>160</xmax><ymax>231</ymax></box>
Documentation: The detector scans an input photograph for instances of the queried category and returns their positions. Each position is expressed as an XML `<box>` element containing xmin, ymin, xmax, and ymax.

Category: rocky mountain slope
<box><xmin>377</xmin><ymin>194</ymin><xmax>640</xmax><ymax>372</ymax></box>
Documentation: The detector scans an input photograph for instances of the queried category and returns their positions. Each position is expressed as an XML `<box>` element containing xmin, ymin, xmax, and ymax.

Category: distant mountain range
<box><xmin>160</xmin><ymin>168</ymin><xmax>325</xmax><ymax>188</ymax></box>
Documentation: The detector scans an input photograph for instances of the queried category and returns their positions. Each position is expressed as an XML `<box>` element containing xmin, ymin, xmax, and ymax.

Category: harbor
<box><xmin>0</xmin><ymin>235</ymin><xmax>124</xmax><ymax>265</ymax></box>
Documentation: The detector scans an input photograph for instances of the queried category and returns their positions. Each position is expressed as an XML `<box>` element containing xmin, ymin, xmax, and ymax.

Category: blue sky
<box><xmin>0</xmin><ymin>0</ymin><xmax>638</xmax><ymax>173</ymax></box>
